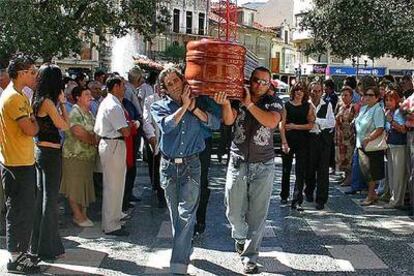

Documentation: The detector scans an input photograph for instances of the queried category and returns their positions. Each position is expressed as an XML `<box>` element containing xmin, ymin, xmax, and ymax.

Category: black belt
<box><xmin>407</xmin><ymin>127</ymin><xmax>414</xmax><ymax>131</ymax></box>
<box><xmin>102</xmin><ymin>136</ymin><xmax>124</xmax><ymax>140</ymax></box>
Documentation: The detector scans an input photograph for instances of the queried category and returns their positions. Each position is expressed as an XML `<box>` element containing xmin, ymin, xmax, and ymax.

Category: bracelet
<box><xmin>190</xmin><ymin>106</ymin><xmax>197</xmax><ymax>113</ymax></box>
<box><xmin>246</xmin><ymin>103</ymin><xmax>254</xmax><ymax>110</ymax></box>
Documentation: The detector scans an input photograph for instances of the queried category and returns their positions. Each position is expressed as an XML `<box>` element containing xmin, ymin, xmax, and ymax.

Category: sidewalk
<box><xmin>1</xmin><ymin>157</ymin><xmax>414</xmax><ymax>275</ymax></box>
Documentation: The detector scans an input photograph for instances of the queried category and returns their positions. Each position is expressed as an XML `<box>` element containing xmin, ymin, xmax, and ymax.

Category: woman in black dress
<box><xmin>279</xmin><ymin>82</ymin><xmax>315</xmax><ymax>210</ymax></box>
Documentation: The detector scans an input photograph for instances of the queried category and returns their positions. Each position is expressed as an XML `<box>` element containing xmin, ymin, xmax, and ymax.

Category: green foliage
<box><xmin>301</xmin><ymin>0</ymin><xmax>414</xmax><ymax>60</ymax></box>
<box><xmin>0</xmin><ymin>0</ymin><xmax>170</xmax><ymax>63</ymax></box>
<box><xmin>121</xmin><ymin>0</ymin><xmax>171</xmax><ymax>41</ymax></box>
<box><xmin>164</xmin><ymin>44</ymin><xmax>186</xmax><ymax>62</ymax></box>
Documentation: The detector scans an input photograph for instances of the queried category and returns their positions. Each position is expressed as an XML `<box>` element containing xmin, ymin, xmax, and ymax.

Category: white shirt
<box><xmin>143</xmin><ymin>93</ymin><xmax>161</xmax><ymax>154</ymax></box>
<box><xmin>94</xmin><ymin>93</ymin><xmax>128</xmax><ymax>138</ymax></box>
<box><xmin>0</xmin><ymin>87</ymin><xmax>3</xmax><ymax>98</ymax></box>
<box><xmin>309</xmin><ymin>99</ymin><xmax>335</xmax><ymax>134</ymax></box>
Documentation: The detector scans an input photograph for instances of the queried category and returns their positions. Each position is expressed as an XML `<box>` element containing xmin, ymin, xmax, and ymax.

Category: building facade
<box><xmin>151</xmin><ymin>0</ymin><xmax>210</xmax><ymax>60</ymax></box>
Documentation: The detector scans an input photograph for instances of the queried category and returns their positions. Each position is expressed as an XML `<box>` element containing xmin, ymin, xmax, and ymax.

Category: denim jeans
<box><xmin>1</xmin><ymin>164</ymin><xmax>36</xmax><ymax>253</ymax></box>
<box><xmin>160</xmin><ymin>155</ymin><xmax>201</xmax><ymax>274</ymax></box>
<box><xmin>225</xmin><ymin>155</ymin><xmax>275</xmax><ymax>265</ymax></box>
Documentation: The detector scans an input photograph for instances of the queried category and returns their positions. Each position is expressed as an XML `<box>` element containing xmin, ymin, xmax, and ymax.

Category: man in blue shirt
<box><xmin>151</xmin><ymin>67</ymin><xmax>220</xmax><ymax>275</ymax></box>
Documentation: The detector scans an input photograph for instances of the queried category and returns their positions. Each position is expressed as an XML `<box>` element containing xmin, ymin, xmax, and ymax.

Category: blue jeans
<box><xmin>225</xmin><ymin>155</ymin><xmax>275</xmax><ymax>265</ymax></box>
<box><xmin>160</xmin><ymin>155</ymin><xmax>201</xmax><ymax>274</ymax></box>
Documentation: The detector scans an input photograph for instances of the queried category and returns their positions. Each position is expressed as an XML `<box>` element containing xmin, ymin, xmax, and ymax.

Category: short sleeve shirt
<box><xmin>0</xmin><ymin>85</ymin><xmax>35</xmax><ymax>166</ymax></box>
<box><xmin>355</xmin><ymin>103</ymin><xmax>385</xmax><ymax>148</ymax></box>
<box><xmin>63</xmin><ymin>105</ymin><xmax>97</xmax><ymax>161</ymax></box>
<box><xmin>94</xmin><ymin>93</ymin><xmax>128</xmax><ymax>138</ymax></box>
<box><xmin>231</xmin><ymin>93</ymin><xmax>283</xmax><ymax>162</ymax></box>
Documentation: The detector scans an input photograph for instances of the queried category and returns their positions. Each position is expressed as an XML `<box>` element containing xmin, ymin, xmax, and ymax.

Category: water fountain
<box><xmin>110</xmin><ymin>33</ymin><xmax>144</xmax><ymax>77</ymax></box>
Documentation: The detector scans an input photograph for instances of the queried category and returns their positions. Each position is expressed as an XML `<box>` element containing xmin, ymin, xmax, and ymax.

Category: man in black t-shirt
<box><xmin>214</xmin><ymin>67</ymin><xmax>283</xmax><ymax>274</ymax></box>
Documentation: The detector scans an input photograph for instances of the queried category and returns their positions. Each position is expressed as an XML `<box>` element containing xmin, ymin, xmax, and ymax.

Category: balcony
<box><xmin>291</xmin><ymin>29</ymin><xmax>313</xmax><ymax>43</ymax></box>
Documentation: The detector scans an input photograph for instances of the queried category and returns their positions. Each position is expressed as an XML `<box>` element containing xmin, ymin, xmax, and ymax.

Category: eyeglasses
<box><xmin>364</xmin><ymin>93</ymin><xmax>376</xmax><ymax>97</ymax></box>
<box><xmin>252</xmin><ymin>77</ymin><xmax>270</xmax><ymax>86</ymax></box>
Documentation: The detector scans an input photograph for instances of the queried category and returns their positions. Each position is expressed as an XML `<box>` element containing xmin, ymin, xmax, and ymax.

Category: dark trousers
<box><xmin>123</xmin><ymin>166</ymin><xmax>136</xmax><ymax>210</ymax></box>
<box><xmin>305</xmin><ymin>133</ymin><xmax>333</xmax><ymax>205</ymax></box>
<box><xmin>1</xmin><ymin>164</ymin><xmax>36</xmax><ymax>253</ymax></box>
<box><xmin>196</xmin><ymin>137</ymin><xmax>212</xmax><ymax>225</ymax></box>
<box><xmin>146</xmin><ymin>144</ymin><xmax>163</xmax><ymax>201</ymax></box>
<box><xmin>31</xmin><ymin>147</ymin><xmax>64</xmax><ymax>258</ymax></box>
<box><xmin>0</xmin><ymin>176</ymin><xmax>6</xmax><ymax>235</ymax></box>
<box><xmin>281</xmin><ymin>136</ymin><xmax>308</xmax><ymax>202</ymax></box>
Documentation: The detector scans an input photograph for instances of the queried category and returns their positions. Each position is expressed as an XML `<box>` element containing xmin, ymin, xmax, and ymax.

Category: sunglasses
<box><xmin>252</xmin><ymin>77</ymin><xmax>270</xmax><ymax>86</ymax></box>
<box><xmin>364</xmin><ymin>93</ymin><xmax>376</xmax><ymax>97</ymax></box>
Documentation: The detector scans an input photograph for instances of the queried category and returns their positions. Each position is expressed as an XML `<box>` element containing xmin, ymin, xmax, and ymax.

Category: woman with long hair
<box><xmin>30</xmin><ymin>64</ymin><xmax>69</xmax><ymax>261</ymax></box>
<box><xmin>279</xmin><ymin>81</ymin><xmax>315</xmax><ymax>210</ymax></box>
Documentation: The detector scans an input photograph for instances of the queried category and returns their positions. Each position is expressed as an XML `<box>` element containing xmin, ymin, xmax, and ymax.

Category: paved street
<box><xmin>1</xmin><ymin>157</ymin><xmax>414</xmax><ymax>275</ymax></box>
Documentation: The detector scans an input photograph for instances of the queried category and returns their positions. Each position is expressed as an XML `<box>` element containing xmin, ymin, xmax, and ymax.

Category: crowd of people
<box><xmin>0</xmin><ymin>53</ymin><xmax>413</xmax><ymax>275</ymax></box>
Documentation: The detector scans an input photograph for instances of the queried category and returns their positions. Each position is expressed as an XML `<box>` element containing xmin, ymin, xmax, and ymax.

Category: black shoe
<box><xmin>105</xmin><ymin>229</ymin><xmax>129</xmax><ymax>236</ymax></box>
<box><xmin>296</xmin><ymin>204</ymin><xmax>304</xmax><ymax>211</ymax></box>
<box><xmin>235</xmin><ymin>241</ymin><xmax>245</xmax><ymax>255</ymax></box>
<box><xmin>305</xmin><ymin>194</ymin><xmax>314</xmax><ymax>203</ymax></box>
<box><xmin>129</xmin><ymin>195</ymin><xmax>141</xmax><ymax>202</ymax></box>
<box><xmin>280</xmin><ymin>199</ymin><xmax>288</xmax><ymax>204</ymax></box>
<box><xmin>315</xmin><ymin>203</ymin><xmax>325</xmax><ymax>210</ymax></box>
<box><xmin>7</xmin><ymin>254</ymin><xmax>40</xmax><ymax>274</ymax></box>
<box><xmin>243</xmin><ymin>262</ymin><xmax>258</xmax><ymax>274</ymax></box>
<box><xmin>194</xmin><ymin>223</ymin><xmax>206</xmax><ymax>235</ymax></box>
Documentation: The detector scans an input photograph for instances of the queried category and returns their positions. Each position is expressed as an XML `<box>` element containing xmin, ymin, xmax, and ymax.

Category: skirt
<box><xmin>358</xmin><ymin>149</ymin><xmax>385</xmax><ymax>182</ymax></box>
<box><xmin>60</xmin><ymin>157</ymin><xmax>96</xmax><ymax>207</ymax></box>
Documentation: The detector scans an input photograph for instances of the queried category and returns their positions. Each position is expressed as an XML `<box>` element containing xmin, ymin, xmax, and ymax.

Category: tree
<box><xmin>301</xmin><ymin>0</ymin><xmax>414</xmax><ymax>61</ymax></box>
<box><xmin>0</xmin><ymin>0</ymin><xmax>169</xmax><ymax>64</ymax></box>
<box><xmin>164</xmin><ymin>44</ymin><xmax>186</xmax><ymax>63</ymax></box>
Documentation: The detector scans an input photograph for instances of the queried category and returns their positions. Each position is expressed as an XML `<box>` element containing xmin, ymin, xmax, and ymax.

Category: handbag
<box><xmin>363</xmin><ymin>104</ymin><xmax>388</xmax><ymax>152</ymax></box>
<box><xmin>364</xmin><ymin>131</ymin><xmax>387</xmax><ymax>152</ymax></box>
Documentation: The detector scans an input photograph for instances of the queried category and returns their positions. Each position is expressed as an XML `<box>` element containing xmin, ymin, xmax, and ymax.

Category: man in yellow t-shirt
<box><xmin>0</xmin><ymin>55</ymin><xmax>39</xmax><ymax>274</ymax></box>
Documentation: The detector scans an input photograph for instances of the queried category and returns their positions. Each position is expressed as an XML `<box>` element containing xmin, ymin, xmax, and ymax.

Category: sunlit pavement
<box><xmin>1</xmin><ymin>157</ymin><xmax>414</xmax><ymax>275</ymax></box>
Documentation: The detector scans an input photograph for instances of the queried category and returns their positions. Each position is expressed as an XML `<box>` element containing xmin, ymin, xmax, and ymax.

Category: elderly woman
<box><xmin>150</xmin><ymin>67</ymin><xmax>220</xmax><ymax>275</ymax></box>
<box><xmin>60</xmin><ymin>86</ymin><xmax>98</xmax><ymax>227</ymax></box>
<box><xmin>384</xmin><ymin>89</ymin><xmax>408</xmax><ymax>208</ymax></box>
<box><xmin>31</xmin><ymin>64</ymin><xmax>69</xmax><ymax>261</ymax></box>
<box><xmin>354</xmin><ymin>82</ymin><xmax>386</xmax><ymax>206</ymax></box>
<box><xmin>279</xmin><ymin>82</ymin><xmax>315</xmax><ymax>209</ymax></box>
<box><xmin>335</xmin><ymin>86</ymin><xmax>356</xmax><ymax>186</ymax></box>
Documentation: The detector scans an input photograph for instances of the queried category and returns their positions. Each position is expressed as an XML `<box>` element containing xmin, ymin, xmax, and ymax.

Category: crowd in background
<box><xmin>0</xmin><ymin>53</ymin><xmax>413</xmax><ymax>274</ymax></box>
<box><xmin>279</xmin><ymin>74</ymin><xmax>414</xmax><ymax>211</ymax></box>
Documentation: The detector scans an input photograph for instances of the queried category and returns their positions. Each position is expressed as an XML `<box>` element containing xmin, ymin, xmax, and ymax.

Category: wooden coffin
<box><xmin>185</xmin><ymin>39</ymin><xmax>246</xmax><ymax>99</ymax></box>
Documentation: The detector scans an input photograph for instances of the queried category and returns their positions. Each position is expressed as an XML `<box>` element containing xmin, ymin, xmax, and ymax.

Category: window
<box><xmin>249</xmin><ymin>13</ymin><xmax>254</xmax><ymax>26</ymax></box>
<box><xmin>186</xmin><ymin>11</ymin><xmax>193</xmax><ymax>34</ymax></box>
<box><xmin>173</xmin><ymin>9</ymin><xmax>180</xmax><ymax>33</ymax></box>
<box><xmin>284</xmin><ymin>30</ymin><xmax>289</xmax><ymax>44</ymax></box>
<box><xmin>198</xmin><ymin>13</ymin><xmax>205</xmax><ymax>35</ymax></box>
<box><xmin>237</xmin><ymin>11</ymin><xmax>243</xmax><ymax>25</ymax></box>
